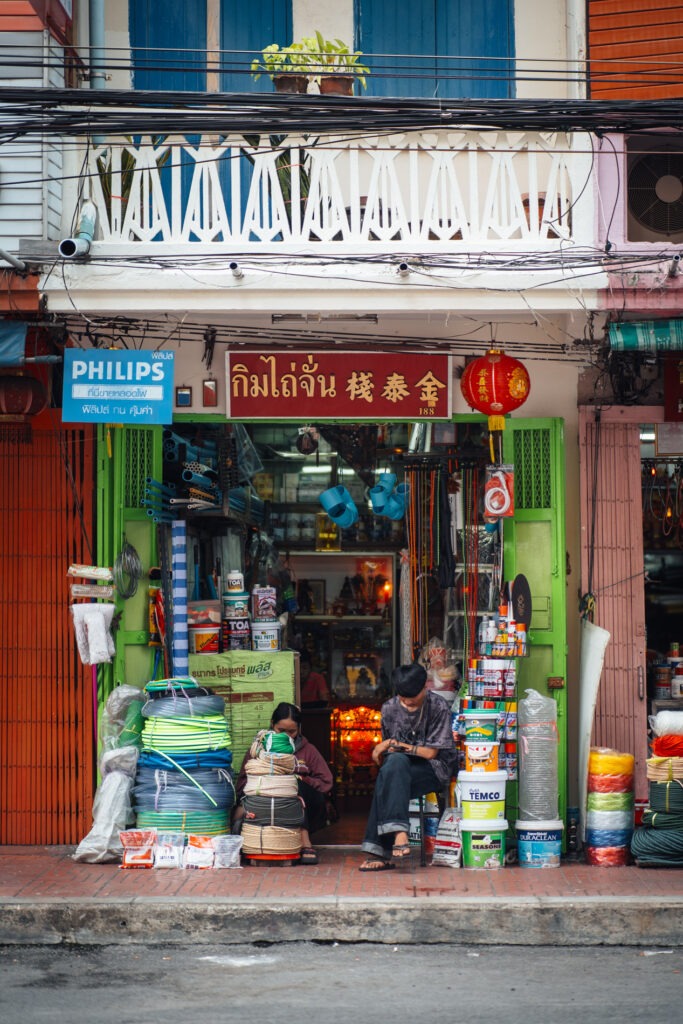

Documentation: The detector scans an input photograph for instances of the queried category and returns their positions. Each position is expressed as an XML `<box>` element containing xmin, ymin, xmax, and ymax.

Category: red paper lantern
<box><xmin>460</xmin><ymin>348</ymin><xmax>530</xmax><ymax>432</ymax></box>
<box><xmin>0</xmin><ymin>373</ymin><xmax>48</xmax><ymax>417</ymax></box>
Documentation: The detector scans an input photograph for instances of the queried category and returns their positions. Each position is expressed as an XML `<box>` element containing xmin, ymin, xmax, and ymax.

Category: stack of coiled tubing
<box><xmin>240</xmin><ymin>730</ymin><xmax>303</xmax><ymax>859</ymax></box>
<box><xmin>631</xmin><ymin>711</ymin><xmax>683</xmax><ymax>866</ymax></box>
<box><xmin>134</xmin><ymin>677</ymin><xmax>234</xmax><ymax>836</ymax></box>
<box><xmin>585</xmin><ymin>747</ymin><xmax>635</xmax><ymax>865</ymax></box>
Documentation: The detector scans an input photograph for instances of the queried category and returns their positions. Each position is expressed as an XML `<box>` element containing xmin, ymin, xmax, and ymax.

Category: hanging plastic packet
<box><xmin>431</xmin><ymin>807</ymin><xmax>463</xmax><ymax>868</ymax></box>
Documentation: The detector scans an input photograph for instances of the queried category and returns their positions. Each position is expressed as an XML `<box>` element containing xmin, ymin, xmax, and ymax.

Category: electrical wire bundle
<box><xmin>631</xmin><ymin>714</ymin><xmax>683</xmax><ymax>866</ymax></box>
<box><xmin>585</xmin><ymin>748</ymin><xmax>634</xmax><ymax>866</ymax></box>
<box><xmin>239</xmin><ymin>732</ymin><xmax>303</xmax><ymax>858</ymax></box>
<box><xmin>135</xmin><ymin>680</ymin><xmax>233</xmax><ymax>836</ymax></box>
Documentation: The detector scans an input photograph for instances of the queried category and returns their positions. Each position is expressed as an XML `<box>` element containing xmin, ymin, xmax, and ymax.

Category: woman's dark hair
<box><xmin>271</xmin><ymin>702</ymin><xmax>302</xmax><ymax>727</ymax></box>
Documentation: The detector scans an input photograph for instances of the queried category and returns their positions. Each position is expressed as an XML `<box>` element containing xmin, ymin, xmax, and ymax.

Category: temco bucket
<box><xmin>465</xmin><ymin>741</ymin><xmax>499</xmax><ymax>772</ymax></box>
<box><xmin>456</xmin><ymin>770</ymin><xmax>507</xmax><ymax>820</ymax></box>
<box><xmin>462</xmin><ymin>709</ymin><xmax>499</xmax><ymax>743</ymax></box>
<box><xmin>515</xmin><ymin>819</ymin><xmax>563</xmax><ymax>868</ymax></box>
<box><xmin>461</xmin><ymin>819</ymin><xmax>508</xmax><ymax>869</ymax></box>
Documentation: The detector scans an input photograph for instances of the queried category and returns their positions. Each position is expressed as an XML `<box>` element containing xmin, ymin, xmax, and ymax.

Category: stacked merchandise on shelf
<box><xmin>584</xmin><ymin>747</ymin><xmax>634</xmax><ymax>866</ymax></box>
<box><xmin>222</xmin><ymin>570</ymin><xmax>252</xmax><ymax>652</ymax></box>
<box><xmin>516</xmin><ymin>689</ymin><xmax>563</xmax><ymax>867</ymax></box>
<box><xmin>134</xmin><ymin>677</ymin><xmax>234</xmax><ymax>839</ymax></box>
<box><xmin>631</xmin><ymin>710</ymin><xmax>683</xmax><ymax>866</ymax></box>
<box><xmin>239</xmin><ymin>730</ymin><xmax>303</xmax><ymax>861</ymax></box>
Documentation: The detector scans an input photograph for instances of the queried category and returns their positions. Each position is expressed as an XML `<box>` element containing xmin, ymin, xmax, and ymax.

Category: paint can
<box><xmin>188</xmin><ymin>624</ymin><xmax>221</xmax><ymax>655</ymax></box>
<box><xmin>515</xmin><ymin>819</ymin><xmax>563</xmax><ymax>868</ymax></box>
<box><xmin>460</xmin><ymin>819</ymin><xmax>507</xmax><ymax>869</ymax></box>
<box><xmin>226</xmin><ymin>569</ymin><xmax>244</xmax><ymax>592</ymax></box>
<box><xmin>456</xmin><ymin>770</ymin><xmax>507</xmax><ymax>820</ymax></box>
<box><xmin>464</xmin><ymin>741</ymin><xmax>499</xmax><ymax>772</ymax></box>
<box><xmin>251</xmin><ymin>621</ymin><xmax>281</xmax><ymax>651</ymax></box>
<box><xmin>223</xmin><ymin>617</ymin><xmax>251</xmax><ymax>651</ymax></box>
<box><xmin>223</xmin><ymin>591</ymin><xmax>250</xmax><ymax>618</ymax></box>
<box><xmin>462</xmin><ymin>709</ymin><xmax>499</xmax><ymax>743</ymax></box>
<box><xmin>654</xmin><ymin>665</ymin><xmax>672</xmax><ymax>700</ymax></box>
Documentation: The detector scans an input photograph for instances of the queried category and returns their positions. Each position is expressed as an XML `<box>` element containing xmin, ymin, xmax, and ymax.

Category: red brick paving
<box><xmin>1</xmin><ymin>845</ymin><xmax>682</xmax><ymax>902</ymax></box>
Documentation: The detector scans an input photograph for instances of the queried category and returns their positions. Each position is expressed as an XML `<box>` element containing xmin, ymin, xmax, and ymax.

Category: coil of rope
<box><xmin>585</xmin><ymin>827</ymin><xmax>633</xmax><ymax>848</ymax></box>
<box><xmin>585</xmin><ymin>810</ymin><xmax>634</xmax><ymax>832</ymax></box>
<box><xmin>651</xmin><ymin>734</ymin><xmax>683</xmax><ymax>757</ymax></box>
<box><xmin>631</xmin><ymin>827</ymin><xmax>683</xmax><ymax>866</ymax></box>
<box><xmin>587</xmin><ymin>772</ymin><xmax>634</xmax><ymax>794</ymax></box>
<box><xmin>241</xmin><ymin>822</ymin><xmax>302</xmax><ymax>855</ymax></box>
<box><xmin>584</xmin><ymin>845</ymin><xmax>631</xmax><ymax>866</ymax></box>
<box><xmin>647</xmin><ymin>756</ymin><xmax>683</xmax><ymax>782</ymax></box>
<box><xmin>113</xmin><ymin>538</ymin><xmax>144</xmax><ymax>600</ymax></box>
<box><xmin>245</xmin><ymin>755</ymin><xmax>296</xmax><ymax>776</ymax></box>
<box><xmin>588</xmin><ymin>748</ymin><xmax>635</xmax><ymax>777</ymax></box>
<box><xmin>243</xmin><ymin>774</ymin><xmax>299</xmax><ymax>798</ymax></box>
<box><xmin>242</xmin><ymin>795</ymin><xmax>305</xmax><ymax>828</ymax></box>
<box><xmin>648</xmin><ymin>779</ymin><xmax>683</xmax><ymax>815</ymax></box>
<box><xmin>586</xmin><ymin>791</ymin><xmax>634</xmax><ymax>812</ymax></box>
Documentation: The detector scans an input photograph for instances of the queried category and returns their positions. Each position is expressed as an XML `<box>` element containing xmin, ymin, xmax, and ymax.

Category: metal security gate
<box><xmin>0</xmin><ymin>421</ymin><xmax>96</xmax><ymax>844</ymax></box>
<box><xmin>579</xmin><ymin>406</ymin><xmax>649</xmax><ymax>800</ymax></box>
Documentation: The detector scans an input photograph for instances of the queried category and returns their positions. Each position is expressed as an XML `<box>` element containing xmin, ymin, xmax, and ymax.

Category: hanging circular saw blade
<box><xmin>510</xmin><ymin>573</ymin><xmax>532</xmax><ymax>629</ymax></box>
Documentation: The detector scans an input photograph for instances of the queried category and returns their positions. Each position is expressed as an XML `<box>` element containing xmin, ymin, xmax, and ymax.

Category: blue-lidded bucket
<box><xmin>515</xmin><ymin>819</ymin><xmax>563</xmax><ymax>868</ymax></box>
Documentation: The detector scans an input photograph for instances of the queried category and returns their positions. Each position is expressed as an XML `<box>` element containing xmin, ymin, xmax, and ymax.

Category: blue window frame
<box><xmin>354</xmin><ymin>0</ymin><xmax>515</xmax><ymax>99</ymax></box>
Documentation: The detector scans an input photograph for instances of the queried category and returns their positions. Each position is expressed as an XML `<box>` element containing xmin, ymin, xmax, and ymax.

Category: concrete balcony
<box><xmin>89</xmin><ymin>129</ymin><xmax>593</xmax><ymax>251</ymax></box>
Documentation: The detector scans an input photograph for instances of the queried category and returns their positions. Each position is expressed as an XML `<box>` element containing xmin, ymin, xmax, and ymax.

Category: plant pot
<box><xmin>274</xmin><ymin>74</ymin><xmax>309</xmax><ymax>94</ymax></box>
<box><xmin>319</xmin><ymin>75</ymin><xmax>355</xmax><ymax>96</ymax></box>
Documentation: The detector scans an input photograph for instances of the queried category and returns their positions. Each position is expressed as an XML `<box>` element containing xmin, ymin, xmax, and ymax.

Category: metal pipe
<box><xmin>0</xmin><ymin>248</ymin><xmax>27</xmax><ymax>272</ymax></box>
<box><xmin>59</xmin><ymin>200</ymin><xmax>97</xmax><ymax>259</ymax></box>
<box><xmin>89</xmin><ymin>0</ymin><xmax>106</xmax><ymax>90</ymax></box>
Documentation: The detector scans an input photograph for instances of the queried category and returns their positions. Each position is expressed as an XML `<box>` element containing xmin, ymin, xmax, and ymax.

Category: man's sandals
<box><xmin>359</xmin><ymin>856</ymin><xmax>395</xmax><ymax>872</ymax></box>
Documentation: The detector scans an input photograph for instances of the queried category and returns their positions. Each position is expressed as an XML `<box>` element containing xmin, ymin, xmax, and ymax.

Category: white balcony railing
<box><xmin>89</xmin><ymin>131</ymin><xmax>592</xmax><ymax>248</ymax></box>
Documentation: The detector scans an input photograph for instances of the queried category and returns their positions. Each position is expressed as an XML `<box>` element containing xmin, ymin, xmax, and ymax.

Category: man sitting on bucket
<box><xmin>359</xmin><ymin>662</ymin><xmax>458</xmax><ymax>871</ymax></box>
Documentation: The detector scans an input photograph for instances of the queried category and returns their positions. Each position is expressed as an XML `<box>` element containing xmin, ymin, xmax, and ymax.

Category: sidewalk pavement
<box><xmin>1</xmin><ymin>844</ymin><xmax>682</xmax><ymax>948</ymax></box>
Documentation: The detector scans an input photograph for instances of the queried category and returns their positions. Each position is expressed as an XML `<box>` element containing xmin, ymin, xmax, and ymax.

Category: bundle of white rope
<box><xmin>241</xmin><ymin>823</ymin><xmax>302</xmax><ymax>856</ymax></box>
<box><xmin>243</xmin><ymin>773</ymin><xmax>299</xmax><ymax>798</ymax></box>
<box><xmin>244</xmin><ymin>755</ymin><xmax>296</xmax><ymax>776</ymax></box>
<box><xmin>647</xmin><ymin>756</ymin><xmax>683</xmax><ymax>782</ymax></box>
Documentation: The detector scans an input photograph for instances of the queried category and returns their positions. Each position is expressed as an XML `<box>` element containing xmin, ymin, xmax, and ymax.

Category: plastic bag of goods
<box><xmin>421</xmin><ymin>637</ymin><xmax>460</xmax><ymax>695</ymax></box>
<box><xmin>213</xmin><ymin>834</ymin><xmax>243</xmax><ymax>868</ymax></box>
<box><xmin>154</xmin><ymin>832</ymin><xmax>186</xmax><ymax>869</ymax></box>
<box><xmin>73</xmin><ymin>770</ymin><xmax>135</xmax><ymax>863</ymax></box>
<box><xmin>183</xmin><ymin>833</ymin><xmax>215</xmax><ymax>869</ymax></box>
<box><xmin>431</xmin><ymin>806</ymin><xmax>463</xmax><ymax>867</ymax></box>
<box><xmin>119</xmin><ymin>828</ymin><xmax>157</xmax><ymax>869</ymax></box>
<box><xmin>518</xmin><ymin>689</ymin><xmax>559</xmax><ymax>821</ymax></box>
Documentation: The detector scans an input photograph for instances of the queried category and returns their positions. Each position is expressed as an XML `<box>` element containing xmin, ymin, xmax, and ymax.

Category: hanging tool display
<box><xmin>403</xmin><ymin>458</ymin><xmax>456</xmax><ymax>657</ymax></box>
<box><xmin>642</xmin><ymin>459</ymin><xmax>683</xmax><ymax>548</ymax></box>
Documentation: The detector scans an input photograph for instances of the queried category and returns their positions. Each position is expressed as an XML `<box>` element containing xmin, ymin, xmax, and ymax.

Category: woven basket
<box><xmin>241</xmin><ymin>823</ymin><xmax>302</xmax><ymax>855</ymax></box>
<box><xmin>243</xmin><ymin>773</ymin><xmax>299</xmax><ymax>798</ymax></box>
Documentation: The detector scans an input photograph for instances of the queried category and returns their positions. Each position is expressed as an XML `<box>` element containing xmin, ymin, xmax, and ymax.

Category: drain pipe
<box><xmin>58</xmin><ymin>200</ymin><xmax>97</xmax><ymax>259</ymax></box>
<box><xmin>0</xmin><ymin>249</ymin><xmax>27</xmax><ymax>272</ymax></box>
<box><xmin>89</xmin><ymin>0</ymin><xmax>106</xmax><ymax>91</ymax></box>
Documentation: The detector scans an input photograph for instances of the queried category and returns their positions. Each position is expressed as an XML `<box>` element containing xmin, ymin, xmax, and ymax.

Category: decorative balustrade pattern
<box><xmin>90</xmin><ymin>131</ymin><xmax>590</xmax><ymax>248</ymax></box>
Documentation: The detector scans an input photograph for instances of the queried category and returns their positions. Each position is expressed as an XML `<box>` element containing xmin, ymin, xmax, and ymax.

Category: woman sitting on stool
<box><xmin>234</xmin><ymin>702</ymin><xmax>333</xmax><ymax>865</ymax></box>
<box><xmin>359</xmin><ymin>662</ymin><xmax>457</xmax><ymax>871</ymax></box>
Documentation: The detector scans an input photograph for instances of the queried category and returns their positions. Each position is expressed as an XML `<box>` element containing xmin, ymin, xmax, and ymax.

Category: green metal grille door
<box><xmin>503</xmin><ymin>418</ymin><xmax>568</xmax><ymax>825</ymax></box>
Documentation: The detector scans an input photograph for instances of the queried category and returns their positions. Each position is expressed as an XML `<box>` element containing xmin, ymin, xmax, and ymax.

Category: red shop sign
<box><xmin>225</xmin><ymin>351</ymin><xmax>452</xmax><ymax>420</ymax></box>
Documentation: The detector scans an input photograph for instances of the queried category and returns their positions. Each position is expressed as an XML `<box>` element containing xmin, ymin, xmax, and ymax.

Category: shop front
<box><xmin>89</xmin><ymin>345</ymin><xmax>568</xmax><ymax>852</ymax></box>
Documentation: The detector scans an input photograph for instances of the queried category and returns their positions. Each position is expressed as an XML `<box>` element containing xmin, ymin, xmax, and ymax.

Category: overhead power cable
<box><xmin>2</xmin><ymin>87</ymin><xmax>683</xmax><ymax>139</ymax></box>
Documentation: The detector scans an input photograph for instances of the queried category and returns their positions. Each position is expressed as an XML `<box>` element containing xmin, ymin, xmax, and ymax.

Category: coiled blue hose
<box><xmin>138</xmin><ymin>749</ymin><xmax>232</xmax><ymax>771</ymax></box>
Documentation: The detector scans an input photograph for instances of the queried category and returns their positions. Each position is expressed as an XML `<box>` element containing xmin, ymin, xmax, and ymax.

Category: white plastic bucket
<box><xmin>251</xmin><ymin>622</ymin><xmax>281</xmax><ymax>651</ymax></box>
<box><xmin>515</xmin><ymin>819</ymin><xmax>563</xmax><ymax>868</ymax></box>
<box><xmin>188</xmin><ymin>624</ymin><xmax>220</xmax><ymax>654</ymax></box>
<box><xmin>456</xmin><ymin>770</ymin><xmax>507</xmax><ymax>820</ymax></box>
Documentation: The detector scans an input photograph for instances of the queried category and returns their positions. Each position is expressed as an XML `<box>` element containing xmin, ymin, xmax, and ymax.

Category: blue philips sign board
<box><xmin>62</xmin><ymin>350</ymin><xmax>175</xmax><ymax>424</ymax></box>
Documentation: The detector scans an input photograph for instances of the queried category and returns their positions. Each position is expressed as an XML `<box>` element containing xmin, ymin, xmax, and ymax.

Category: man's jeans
<box><xmin>361</xmin><ymin>752</ymin><xmax>440</xmax><ymax>858</ymax></box>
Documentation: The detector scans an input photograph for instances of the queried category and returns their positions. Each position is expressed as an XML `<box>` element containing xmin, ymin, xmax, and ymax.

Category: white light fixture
<box><xmin>271</xmin><ymin>313</ymin><xmax>378</xmax><ymax>324</ymax></box>
<box><xmin>396</xmin><ymin>262</ymin><xmax>410</xmax><ymax>278</ymax></box>
<box><xmin>230</xmin><ymin>261</ymin><xmax>244</xmax><ymax>280</ymax></box>
<box><xmin>640</xmin><ymin>430</ymin><xmax>656</xmax><ymax>442</ymax></box>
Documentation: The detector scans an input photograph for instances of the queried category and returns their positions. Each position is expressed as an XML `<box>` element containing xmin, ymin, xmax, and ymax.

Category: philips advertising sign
<box><xmin>62</xmin><ymin>350</ymin><xmax>174</xmax><ymax>424</ymax></box>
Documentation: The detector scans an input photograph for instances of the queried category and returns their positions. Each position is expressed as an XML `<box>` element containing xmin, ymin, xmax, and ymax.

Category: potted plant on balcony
<box><xmin>307</xmin><ymin>31</ymin><xmax>371</xmax><ymax>96</ymax></box>
<box><xmin>250</xmin><ymin>43</ymin><xmax>311</xmax><ymax>94</ymax></box>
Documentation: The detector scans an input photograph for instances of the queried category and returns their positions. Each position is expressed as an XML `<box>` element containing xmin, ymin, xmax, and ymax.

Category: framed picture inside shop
<box><xmin>298</xmin><ymin>579</ymin><xmax>326</xmax><ymax>615</ymax></box>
